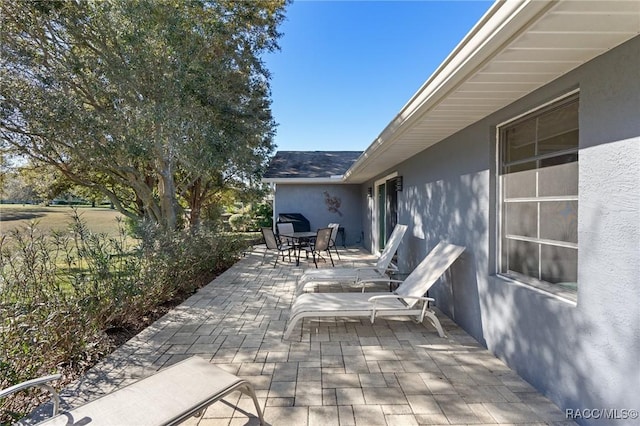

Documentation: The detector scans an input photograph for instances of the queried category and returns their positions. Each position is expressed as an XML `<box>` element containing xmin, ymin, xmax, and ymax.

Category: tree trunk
<box><xmin>158</xmin><ymin>157</ymin><xmax>177</xmax><ymax>230</ymax></box>
<box><xmin>188</xmin><ymin>178</ymin><xmax>202</xmax><ymax>229</ymax></box>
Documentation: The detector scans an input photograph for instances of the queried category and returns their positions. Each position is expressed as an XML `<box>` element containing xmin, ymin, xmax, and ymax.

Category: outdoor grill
<box><xmin>277</xmin><ymin>213</ymin><xmax>311</xmax><ymax>232</ymax></box>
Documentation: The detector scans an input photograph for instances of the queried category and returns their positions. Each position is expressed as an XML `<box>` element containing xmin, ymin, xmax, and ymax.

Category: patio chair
<box><xmin>0</xmin><ymin>356</ymin><xmax>265</xmax><ymax>425</ymax></box>
<box><xmin>278</xmin><ymin>221</ymin><xmax>312</xmax><ymax>253</ymax></box>
<box><xmin>304</xmin><ymin>227</ymin><xmax>334</xmax><ymax>268</ymax></box>
<box><xmin>327</xmin><ymin>222</ymin><xmax>341</xmax><ymax>260</ymax></box>
<box><xmin>283</xmin><ymin>241</ymin><xmax>465</xmax><ymax>340</ymax></box>
<box><xmin>295</xmin><ymin>224</ymin><xmax>407</xmax><ymax>295</ymax></box>
<box><xmin>277</xmin><ymin>222</ymin><xmax>295</xmax><ymax>245</ymax></box>
<box><xmin>261</xmin><ymin>227</ymin><xmax>292</xmax><ymax>267</ymax></box>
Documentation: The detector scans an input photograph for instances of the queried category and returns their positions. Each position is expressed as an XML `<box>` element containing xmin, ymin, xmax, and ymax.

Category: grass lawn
<box><xmin>0</xmin><ymin>204</ymin><xmax>124</xmax><ymax>236</ymax></box>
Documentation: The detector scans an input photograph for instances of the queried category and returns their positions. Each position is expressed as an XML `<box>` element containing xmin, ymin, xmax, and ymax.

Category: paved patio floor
<box><xmin>53</xmin><ymin>247</ymin><xmax>573</xmax><ymax>425</ymax></box>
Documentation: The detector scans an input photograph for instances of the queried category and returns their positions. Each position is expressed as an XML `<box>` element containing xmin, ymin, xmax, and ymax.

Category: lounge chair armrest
<box><xmin>353</xmin><ymin>264</ymin><xmax>397</xmax><ymax>275</ymax></box>
<box><xmin>357</xmin><ymin>278</ymin><xmax>403</xmax><ymax>284</ymax></box>
<box><xmin>354</xmin><ymin>267</ymin><xmax>377</xmax><ymax>281</ymax></box>
<box><xmin>368</xmin><ymin>295</ymin><xmax>435</xmax><ymax>303</ymax></box>
<box><xmin>354</xmin><ymin>267</ymin><xmax>377</xmax><ymax>272</ymax></box>
<box><xmin>0</xmin><ymin>374</ymin><xmax>62</xmax><ymax>415</ymax></box>
<box><xmin>368</xmin><ymin>295</ymin><xmax>436</xmax><ymax>323</ymax></box>
<box><xmin>357</xmin><ymin>278</ymin><xmax>403</xmax><ymax>292</ymax></box>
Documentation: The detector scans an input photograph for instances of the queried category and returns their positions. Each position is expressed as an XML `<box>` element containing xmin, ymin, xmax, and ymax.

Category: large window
<box><xmin>498</xmin><ymin>93</ymin><xmax>579</xmax><ymax>296</ymax></box>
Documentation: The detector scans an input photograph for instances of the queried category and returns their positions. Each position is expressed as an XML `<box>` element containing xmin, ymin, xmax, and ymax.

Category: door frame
<box><xmin>373</xmin><ymin>172</ymin><xmax>398</xmax><ymax>254</ymax></box>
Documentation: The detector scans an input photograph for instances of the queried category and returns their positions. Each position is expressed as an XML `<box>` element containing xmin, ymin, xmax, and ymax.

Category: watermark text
<box><xmin>566</xmin><ymin>408</ymin><xmax>638</xmax><ymax>420</ymax></box>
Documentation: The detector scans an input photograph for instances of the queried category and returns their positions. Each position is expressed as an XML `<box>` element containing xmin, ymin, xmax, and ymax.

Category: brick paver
<box><xmin>46</xmin><ymin>247</ymin><xmax>570</xmax><ymax>425</ymax></box>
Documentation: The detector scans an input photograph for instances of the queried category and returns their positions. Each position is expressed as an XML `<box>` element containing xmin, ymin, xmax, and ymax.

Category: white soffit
<box><xmin>344</xmin><ymin>0</ymin><xmax>640</xmax><ymax>183</ymax></box>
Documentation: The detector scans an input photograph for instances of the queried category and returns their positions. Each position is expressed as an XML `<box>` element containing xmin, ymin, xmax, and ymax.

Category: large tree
<box><xmin>0</xmin><ymin>0</ymin><xmax>287</xmax><ymax>229</ymax></box>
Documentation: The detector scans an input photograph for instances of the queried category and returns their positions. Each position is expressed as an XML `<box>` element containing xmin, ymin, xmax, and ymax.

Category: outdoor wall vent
<box><xmin>395</xmin><ymin>176</ymin><xmax>403</xmax><ymax>192</ymax></box>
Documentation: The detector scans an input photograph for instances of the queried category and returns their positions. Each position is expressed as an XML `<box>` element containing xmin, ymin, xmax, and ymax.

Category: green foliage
<box><xmin>227</xmin><ymin>202</ymin><xmax>271</xmax><ymax>231</ymax></box>
<box><xmin>1</xmin><ymin>162</ymin><xmax>109</xmax><ymax>206</ymax></box>
<box><xmin>228</xmin><ymin>212</ymin><xmax>252</xmax><ymax>232</ymax></box>
<box><xmin>1</xmin><ymin>0</ymin><xmax>289</xmax><ymax>229</ymax></box>
<box><xmin>19</xmin><ymin>163</ymin><xmax>73</xmax><ymax>205</ymax></box>
<box><xmin>0</xmin><ymin>220</ymin><xmax>114</xmax><ymax>423</ymax></box>
<box><xmin>0</xmin><ymin>213</ymin><xmax>248</xmax><ymax>422</ymax></box>
<box><xmin>135</xmin><ymin>221</ymin><xmax>247</xmax><ymax>300</ymax></box>
<box><xmin>251</xmin><ymin>202</ymin><xmax>273</xmax><ymax>228</ymax></box>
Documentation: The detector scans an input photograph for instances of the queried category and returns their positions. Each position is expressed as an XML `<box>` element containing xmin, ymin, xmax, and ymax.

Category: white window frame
<box><xmin>496</xmin><ymin>90</ymin><xmax>580</xmax><ymax>301</ymax></box>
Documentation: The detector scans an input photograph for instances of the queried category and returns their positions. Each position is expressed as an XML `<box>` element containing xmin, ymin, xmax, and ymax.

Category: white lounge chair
<box><xmin>284</xmin><ymin>241</ymin><xmax>465</xmax><ymax>340</ymax></box>
<box><xmin>0</xmin><ymin>357</ymin><xmax>265</xmax><ymax>425</ymax></box>
<box><xmin>295</xmin><ymin>224</ymin><xmax>408</xmax><ymax>295</ymax></box>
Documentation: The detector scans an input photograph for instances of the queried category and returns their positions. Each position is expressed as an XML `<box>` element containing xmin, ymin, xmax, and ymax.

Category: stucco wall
<box><xmin>362</xmin><ymin>36</ymin><xmax>640</xmax><ymax>423</ymax></box>
<box><xmin>274</xmin><ymin>183</ymin><xmax>363</xmax><ymax>246</ymax></box>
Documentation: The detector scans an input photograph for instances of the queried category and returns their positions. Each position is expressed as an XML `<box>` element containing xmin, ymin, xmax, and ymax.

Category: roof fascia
<box><xmin>262</xmin><ymin>177</ymin><xmax>347</xmax><ymax>184</ymax></box>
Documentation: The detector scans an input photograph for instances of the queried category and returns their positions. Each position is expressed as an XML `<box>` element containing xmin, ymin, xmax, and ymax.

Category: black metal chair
<box><xmin>304</xmin><ymin>227</ymin><xmax>334</xmax><ymax>268</ymax></box>
<box><xmin>261</xmin><ymin>227</ymin><xmax>292</xmax><ymax>267</ymax></box>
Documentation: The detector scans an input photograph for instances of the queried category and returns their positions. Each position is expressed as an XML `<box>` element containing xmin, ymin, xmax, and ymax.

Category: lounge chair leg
<box><xmin>283</xmin><ymin>316</ymin><xmax>301</xmax><ymax>340</ymax></box>
<box><xmin>295</xmin><ymin>276</ymin><xmax>309</xmax><ymax>296</ymax></box>
<box><xmin>239</xmin><ymin>383</ymin><xmax>265</xmax><ymax>425</ymax></box>
<box><xmin>423</xmin><ymin>310</ymin><xmax>446</xmax><ymax>338</ymax></box>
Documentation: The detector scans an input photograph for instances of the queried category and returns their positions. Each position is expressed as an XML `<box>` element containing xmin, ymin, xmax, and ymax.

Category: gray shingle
<box><xmin>264</xmin><ymin>151</ymin><xmax>362</xmax><ymax>179</ymax></box>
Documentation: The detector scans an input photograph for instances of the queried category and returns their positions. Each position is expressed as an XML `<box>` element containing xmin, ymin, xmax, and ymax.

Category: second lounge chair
<box><xmin>284</xmin><ymin>241</ymin><xmax>465</xmax><ymax>340</ymax></box>
<box><xmin>295</xmin><ymin>224</ymin><xmax>408</xmax><ymax>295</ymax></box>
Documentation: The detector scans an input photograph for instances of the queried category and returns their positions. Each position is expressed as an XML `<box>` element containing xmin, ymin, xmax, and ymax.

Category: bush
<box><xmin>250</xmin><ymin>203</ymin><xmax>273</xmax><ymax>229</ymax></box>
<box><xmin>228</xmin><ymin>203</ymin><xmax>272</xmax><ymax>232</ymax></box>
<box><xmin>136</xmin><ymin>221</ymin><xmax>248</xmax><ymax>301</ymax></box>
<box><xmin>228</xmin><ymin>212</ymin><xmax>252</xmax><ymax>232</ymax></box>
<box><xmin>0</xmin><ymin>214</ymin><xmax>247</xmax><ymax>423</ymax></box>
<box><xmin>0</xmin><ymin>220</ymin><xmax>116</xmax><ymax>423</ymax></box>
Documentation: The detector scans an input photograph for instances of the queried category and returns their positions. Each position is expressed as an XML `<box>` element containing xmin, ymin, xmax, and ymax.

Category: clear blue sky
<box><xmin>264</xmin><ymin>0</ymin><xmax>493</xmax><ymax>152</ymax></box>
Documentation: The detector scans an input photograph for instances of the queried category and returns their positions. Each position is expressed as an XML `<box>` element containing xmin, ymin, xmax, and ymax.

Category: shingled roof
<box><xmin>263</xmin><ymin>151</ymin><xmax>362</xmax><ymax>180</ymax></box>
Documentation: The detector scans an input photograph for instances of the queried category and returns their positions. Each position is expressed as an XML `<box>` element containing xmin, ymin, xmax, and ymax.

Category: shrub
<box><xmin>0</xmin><ymin>214</ymin><xmax>247</xmax><ymax>422</ymax></box>
<box><xmin>250</xmin><ymin>203</ymin><xmax>273</xmax><ymax>229</ymax></box>
<box><xmin>136</xmin><ymin>221</ymin><xmax>248</xmax><ymax>301</ymax></box>
<box><xmin>0</xmin><ymin>221</ymin><xmax>114</xmax><ymax>423</ymax></box>
<box><xmin>228</xmin><ymin>212</ymin><xmax>252</xmax><ymax>232</ymax></box>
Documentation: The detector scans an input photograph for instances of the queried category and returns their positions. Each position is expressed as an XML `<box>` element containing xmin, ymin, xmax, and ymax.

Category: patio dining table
<box><xmin>280</xmin><ymin>231</ymin><xmax>317</xmax><ymax>266</ymax></box>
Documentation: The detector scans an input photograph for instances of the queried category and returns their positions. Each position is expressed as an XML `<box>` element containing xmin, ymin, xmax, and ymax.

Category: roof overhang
<box><xmin>344</xmin><ymin>0</ymin><xmax>640</xmax><ymax>183</ymax></box>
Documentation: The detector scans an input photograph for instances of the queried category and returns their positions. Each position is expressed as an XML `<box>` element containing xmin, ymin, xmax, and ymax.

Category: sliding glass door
<box><xmin>377</xmin><ymin>182</ymin><xmax>386</xmax><ymax>251</ymax></box>
<box><xmin>376</xmin><ymin>175</ymin><xmax>398</xmax><ymax>252</ymax></box>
